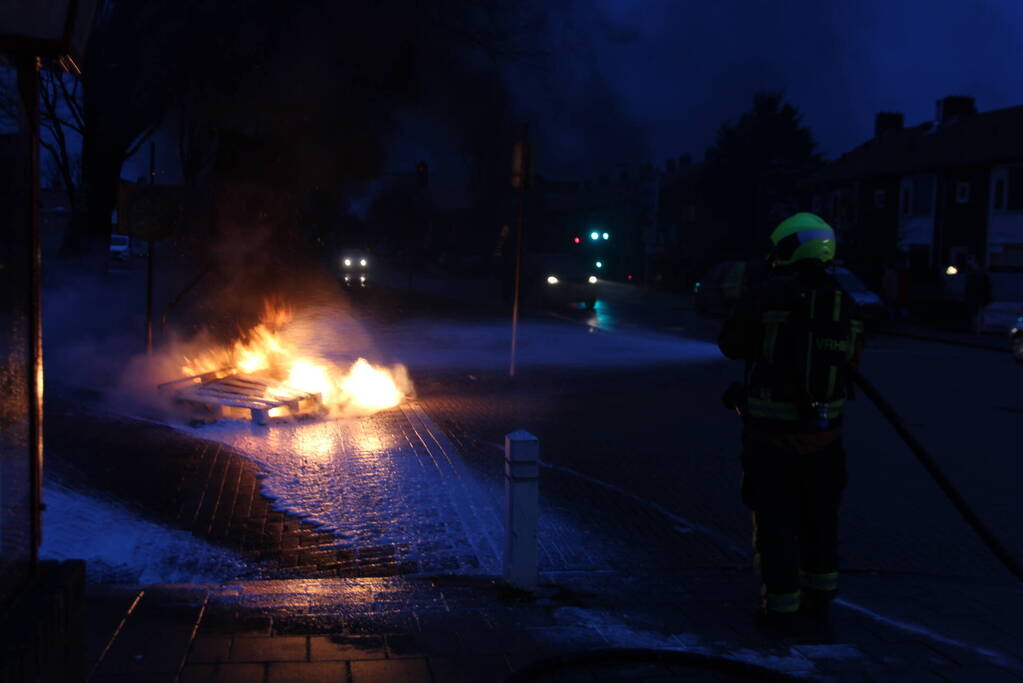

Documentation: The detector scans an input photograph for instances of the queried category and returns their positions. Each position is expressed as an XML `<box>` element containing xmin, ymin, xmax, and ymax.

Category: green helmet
<box><xmin>770</xmin><ymin>212</ymin><xmax>836</xmax><ymax>266</ymax></box>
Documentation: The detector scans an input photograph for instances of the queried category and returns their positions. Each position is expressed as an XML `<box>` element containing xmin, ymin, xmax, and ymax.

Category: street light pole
<box><xmin>15</xmin><ymin>55</ymin><xmax>44</xmax><ymax>552</ymax></box>
<box><xmin>146</xmin><ymin>141</ymin><xmax>155</xmax><ymax>355</ymax></box>
<box><xmin>509</xmin><ymin>124</ymin><xmax>529</xmax><ymax>378</ymax></box>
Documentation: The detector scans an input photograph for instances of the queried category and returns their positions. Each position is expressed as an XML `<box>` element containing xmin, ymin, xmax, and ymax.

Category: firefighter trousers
<box><xmin>741</xmin><ymin>436</ymin><xmax>847</xmax><ymax>614</ymax></box>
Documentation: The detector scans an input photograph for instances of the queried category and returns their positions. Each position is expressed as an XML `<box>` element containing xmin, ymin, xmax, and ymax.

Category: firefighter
<box><xmin>718</xmin><ymin>212</ymin><xmax>864</xmax><ymax>634</ymax></box>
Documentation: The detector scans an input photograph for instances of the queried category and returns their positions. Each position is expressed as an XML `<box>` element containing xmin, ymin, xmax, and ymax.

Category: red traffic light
<box><xmin>573</xmin><ymin>236</ymin><xmax>581</xmax><ymax>244</ymax></box>
<box><xmin>627</xmin><ymin>274</ymin><xmax>634</xmax><ymax>281</ymax></box>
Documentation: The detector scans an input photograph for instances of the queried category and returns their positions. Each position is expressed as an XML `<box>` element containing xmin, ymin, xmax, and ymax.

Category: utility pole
<box><xmin>16</xmin><ymin>55</ymin><xmax>44</xmax><ymax>551</ymax></box>
<box><xmin>145</xmin><ymin>141</ymin><xmax>155</xmax><ymax>356</ymax></box>
<box><xmin>509</xmin><ymin>124</ymin><xmax>529</xmax><ymax>378</ymax></box>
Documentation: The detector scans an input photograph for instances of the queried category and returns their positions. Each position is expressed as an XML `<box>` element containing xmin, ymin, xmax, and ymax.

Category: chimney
<box><xmin>874</xmin><ymin>112</ymin><xmax>904</xmax><ymax>138</ymax></box>
<box><xmin>936</xmin><ymin>95</ymin><xmax>976</xmax><ymax>126</ymax></box>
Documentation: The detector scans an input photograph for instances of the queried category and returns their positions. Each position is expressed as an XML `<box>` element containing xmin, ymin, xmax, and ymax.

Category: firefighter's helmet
<box><xmin>770</xmin><ymin>212</ymin><xmax>836</xmax><ymax>266</ymax></box>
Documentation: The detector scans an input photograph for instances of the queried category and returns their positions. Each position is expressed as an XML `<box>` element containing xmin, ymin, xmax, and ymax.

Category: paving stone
<box><xmin>230</xmin><ymin>636</ymin><xmax>308</xmax><ymax>662</ymax></box>
<box><xmin>351</xmin><ymin>658</ymin><xmax>432</xmax><ymax>683</ymax></box>
<box><xmin>188</xmin><ymin>636</ymin><xmax>233</xmax><ymax>663</ymax></box>
<box><xmin>267</xmin><ymin>661</ymin><xmax>348</xmax><ymax>683</ymax></box>
<box><xmin>179</xmin><ymin>662</ymin><xmax>268</xmax><ymax>683</ymax></box>
<box><xmin>378</xmin><ymin>632</ymin><xmax>420</xmax><ymax>656</ymax></box>
<box><xmin>428</xmin><ymin>655</ymin><xmax>514</xmax><ymax>683</ymax></box>
<box><xmin>310</xmin><ymin>635</ymin><xmax>387</xmax><ymax>661</ymax></box>
<box><xmin>178</xmin><ymin>664</ymin><xmax>218</xmax><ymax>683</ymax></box>
<box><xmin>273</xmin><ymin>614</ymin><xmax>347</xmax><ymax>635</ymax></box>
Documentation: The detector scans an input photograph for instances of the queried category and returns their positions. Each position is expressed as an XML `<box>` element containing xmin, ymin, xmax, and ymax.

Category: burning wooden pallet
<box><xmin>159</xmin><ymin>369</ymin><xmax>325</xmax><ymax>425</ymax></box>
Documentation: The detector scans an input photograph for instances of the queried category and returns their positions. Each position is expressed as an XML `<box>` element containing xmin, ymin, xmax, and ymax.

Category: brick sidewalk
<box><xmin>45</xmin><ymin>382</ymin><xmax>1023</xmax><ymax>681</ymax></box>
<box><xmin>85</xmin><ymin>571</ymin><xmax>1023</xmax><ymax>682</ymax></box>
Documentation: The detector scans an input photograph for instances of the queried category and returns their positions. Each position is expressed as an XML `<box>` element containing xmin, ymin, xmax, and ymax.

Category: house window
<box><xmin>955</xmin><ymin>181</ymin><xmax>970</xmax><ymax>204</ymax></box>
<box><xmin>994</xmin><ymin>178</ymin><xmax>1006</xmax><ymax>210</ymax></box>
<box><xmin>1007</xmin><ymin>167</ymin><xmax>1023</xmax><ymax>211</ymax></box>
<box><xmin>873</xmin><ymin>189</ymin><xmax>887</xmax><ymax>208</ymax></box>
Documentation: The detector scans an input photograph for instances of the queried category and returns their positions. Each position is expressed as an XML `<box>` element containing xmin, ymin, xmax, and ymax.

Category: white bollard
<box><xmin>504</xmin><ymin>429</ymin><xmax>539</xmax><ymax>591</ymax></box>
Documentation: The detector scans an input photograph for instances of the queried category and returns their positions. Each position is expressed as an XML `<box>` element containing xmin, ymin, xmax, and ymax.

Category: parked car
<box><xmin>694</xmin><ymin>260</ymin><xmax>883</xmax><ymax>324</ymax></box>
<box><xmin>694</xmin><ymin>260</ymin><xmax>757</xmax><ymax>315</ymax></box>
<box><xmin>109</xmin><ymin>233</ymin><xmax>130</xmax><ymax>261</ymax></box>
<box><xmin>1011</xmin><ymin>316</ymin><xmax>1023</xmax><ymax>363</ymax></box>
<box><xmin>974</xmin><ymin>272</ymin><xmax>1023</xmax><ymax>334</ymax></box>
<box><xmin>832</xmin><ymin>266</ymin><xmax>886</xmax><ymax>325</ymax></box>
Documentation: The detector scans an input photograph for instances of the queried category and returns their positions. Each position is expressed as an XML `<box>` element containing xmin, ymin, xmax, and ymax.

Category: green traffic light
<box><xmin>590</xmin><ymin>231</ymin><xmax>600</xmax><ymax>240</ymax></box>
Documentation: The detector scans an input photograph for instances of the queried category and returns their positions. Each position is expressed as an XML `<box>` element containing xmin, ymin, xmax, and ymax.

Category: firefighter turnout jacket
<box><xmin>718</xmin><ymin>262</ymin><xmax>865</xmax><ymax>456</ymax></box>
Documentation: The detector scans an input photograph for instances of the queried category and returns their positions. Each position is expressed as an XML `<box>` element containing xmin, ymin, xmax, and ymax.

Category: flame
<box><xmin>180</xmin><ymin>300</ymin><xmax>406</xmax><ymax>418</ymax></box>
<box><xmin>339</xmin><ymin>358</ymin><xmax>403</xmax><ymax>412</ymax></box>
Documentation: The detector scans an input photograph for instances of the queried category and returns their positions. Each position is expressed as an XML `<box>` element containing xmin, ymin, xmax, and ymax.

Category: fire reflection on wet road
<box><xmin>185</xmin><ymin>403</ymin><xmax>504</xmax><ymax>576</ymax></box>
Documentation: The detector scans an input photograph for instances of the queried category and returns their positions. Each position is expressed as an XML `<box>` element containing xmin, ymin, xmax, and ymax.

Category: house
<box><xmin>804</xmin><ymin>96</ymin><xmax>1023</xmax><ymax>289</ymax></box>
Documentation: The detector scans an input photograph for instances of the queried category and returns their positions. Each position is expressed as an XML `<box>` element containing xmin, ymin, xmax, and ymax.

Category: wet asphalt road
<box><xmin>356</xmin><ymin>276</ymin><xmax>1023</xmax><ymax>584</ymax></box>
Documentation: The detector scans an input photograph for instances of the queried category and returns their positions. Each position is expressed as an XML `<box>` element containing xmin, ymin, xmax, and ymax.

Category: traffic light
<box><xmin>416</xmin><ymin>160</ymin><xmax>429</xmax><ymax>187</ymax></box>
<box><xmin>573</xmin><ymin>236</ymin><xmax>581</xmax><ymax>244</ymax></box>
<box><xmin>590</xmin><ymin>231</ymin><xmax>599</xmax><ymax>240</ymax></box>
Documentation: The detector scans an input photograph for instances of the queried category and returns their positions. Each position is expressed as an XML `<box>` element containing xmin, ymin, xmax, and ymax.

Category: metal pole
<box><xmin>17</xmin><ymin>55</ymin><xmax>44</xmax><ymax>553</ymax></box>
<box><xmin>146</xmin><ymin>141</ymin><xmax>155</xmax><ymax>355</ymax></box>
<box><xmin>509</xmin><ymin>124</ymin><xmax>528</xmax><ymax>377</ymax></box>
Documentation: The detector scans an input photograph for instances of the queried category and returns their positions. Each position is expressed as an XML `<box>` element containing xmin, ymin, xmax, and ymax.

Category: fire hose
<box><xmin>852</xmin><ymin>369</ymin><xmax>1023</xmax><ymax>584</ymax></box>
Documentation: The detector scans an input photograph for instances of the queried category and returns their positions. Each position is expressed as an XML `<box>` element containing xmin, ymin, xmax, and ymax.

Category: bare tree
<box><xmin>37</xmin><ymin>70</ymin><xmax>85</xmax><ymax>210</ymax></box>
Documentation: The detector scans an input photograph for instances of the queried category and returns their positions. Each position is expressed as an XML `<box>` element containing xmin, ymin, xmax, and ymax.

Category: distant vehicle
<box><xmin>974</xmin><ymin>272</ymin><xmax>1023</xmax><ymax>335</ymax></box>
<box><xmin>694</xmin><ymin>261</ymin><xmax>882</xmax><ymax>323</ymax></box>
<box><xmin>526</xmin><ymin>252</ymin><xmax>599</xmax><ymax>310</ymax></box>
<box><xmin>109</xmin><ymin>234</ymin><xmax>130</xmax><ymax>261</ymax></box>
<box><xmin>1010</xmin><ymin>316</ymin><xmax>1023</xmax><ymax>363</ymax></box>
<box><xmin>339</xmin><ymin>248</ymin><xmax>370</xmax><ymax>288</ymax></box>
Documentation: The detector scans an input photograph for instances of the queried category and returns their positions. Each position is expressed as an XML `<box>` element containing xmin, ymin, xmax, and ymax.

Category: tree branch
<box><xmin>57</xmin><ymin>73</ymin><xmax>86</xmax><ymax>133</ymax></box>
<box><xmin>125</xmin><ymin>124</ymin><xmax>159</xmax><ymax>159</ymax></box>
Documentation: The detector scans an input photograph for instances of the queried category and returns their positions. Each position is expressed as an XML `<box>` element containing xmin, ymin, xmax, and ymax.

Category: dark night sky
<box><xmin>503</xmin><ymin>0</ymin><xmax>1023</xmax><ymax>178</ymax></box>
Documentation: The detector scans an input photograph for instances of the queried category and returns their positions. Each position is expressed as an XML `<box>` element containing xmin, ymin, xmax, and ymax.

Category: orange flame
<box><xmin>181</xmin><ymin>300</ymin><xmax>406</xmax><ymax>417</ymax></box>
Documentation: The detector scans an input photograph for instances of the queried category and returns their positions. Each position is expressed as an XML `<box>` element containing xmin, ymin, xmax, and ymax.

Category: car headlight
<box><xmin>360</xmin><ymin>258</ymin><xmax>367</xmax><ymax>267</ymax></box>
<box><xmin>546</xmin><ymin>275</ymin><xmax>559</xmax><ymax>285</ymax></box>
<box><xmin>343</xmin><ymin>258</ymin><xmax>352</xmax><ymax>267</ymax></box>
<box><xmin>588</xmin><ymin>275</ymin><xmax>597</xmax><ymax>284</ymax></box>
